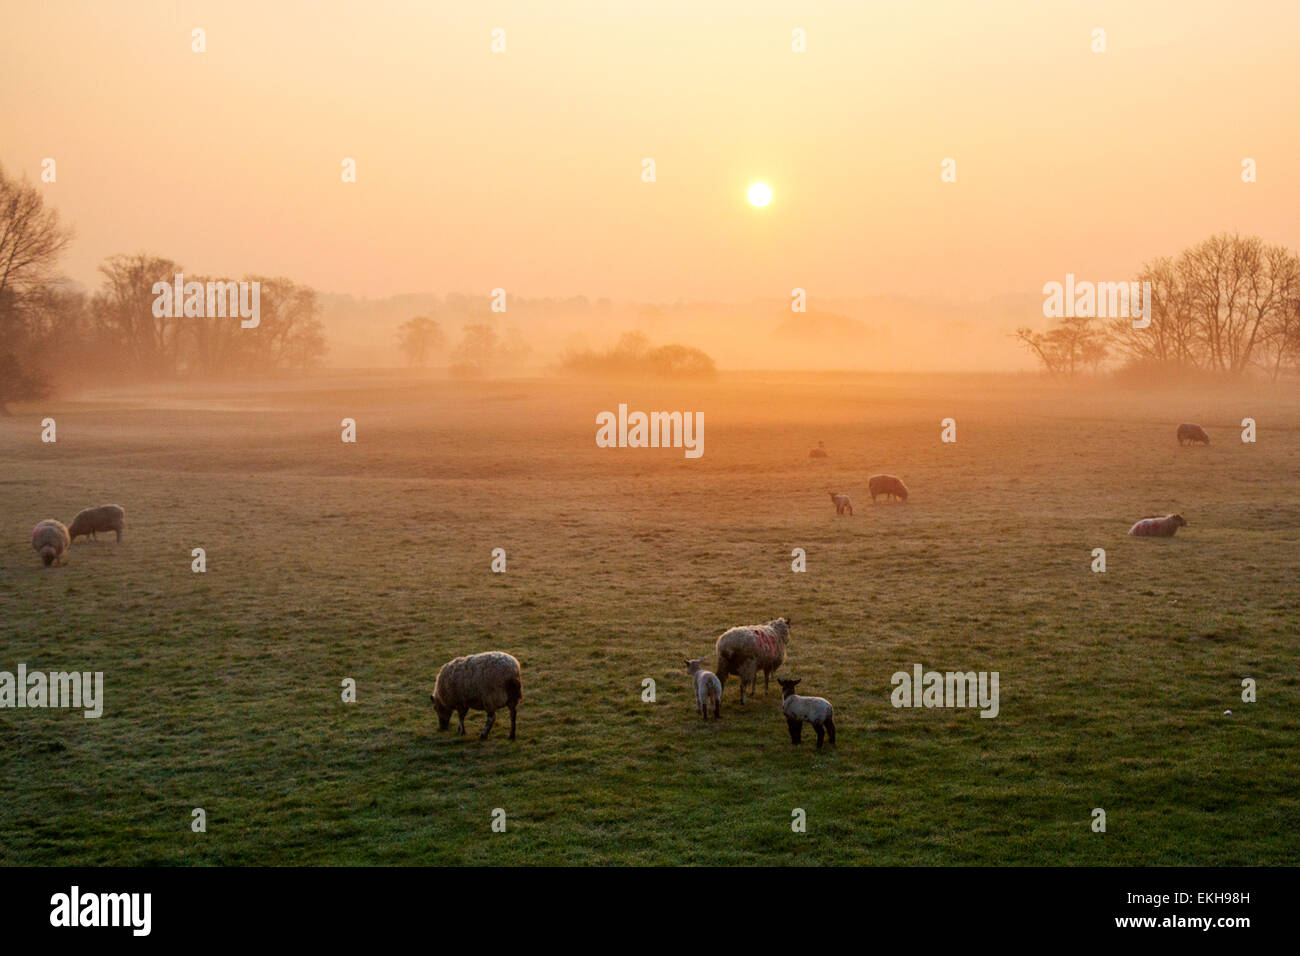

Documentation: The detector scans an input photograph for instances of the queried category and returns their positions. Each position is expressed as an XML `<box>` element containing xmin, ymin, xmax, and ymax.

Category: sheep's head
<box><xmin>1173</xmin><ymin>514</ymin><xmax>1188</xmax><ymax>527</ymax></box>
<box><xmin>777</xmin><ymin>678</ymin><xmax>801</xmax><ymax>698</ymax></box>
<box><xmin>431</xmin><ymin>694</ymin><xmax>452</xmax><ymax>730</ymax></box>
<box><xmin>40</xmin><ymin>547</ymin><xmax>56</xmax><ymax>567</ymax></box>
<box><xmin>684</xmin><ymin>658</ymin><xmax>703</xmax><ymax>675</ymax></box>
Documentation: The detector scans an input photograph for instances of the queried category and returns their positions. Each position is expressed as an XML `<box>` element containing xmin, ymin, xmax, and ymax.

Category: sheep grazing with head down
<box><xmin>778</xmin><ymin>678</ymin><xmax>835</xmax><ymax>748</ymax></box>
<box><xmin>868</xmin><ymin>474</ymin><xmax>908</xmax><ymax>502</ymax></box>
<box><xmin>1129</xmin><ymin>514</ymin><xmax>1188</xmax><ymax>537</ymax></box>
<box><xmin>68</xmin><ymin>504</ymin><xmax>126</xmax><ymax>543</ymax></box>
<box><xmin>1177</xmin><ymin>424</ymin><xmax>1210</xmax><ymax>446</ymax></box>
<box><xmin>684</xmin><ymin>658</ymin><xmax>722</xmax><ymax>720</ymax></box>
<box><xmin>714</xmin><ymin>616</ymin><xmax>791</xmax><ymax>704</ymax></box>
<box><xmin>430</xmin><ymin>651</ymin><xmax>522</xmax><ymax>740</ymax></box>
<box><xmin>31</xmin><ymin>519</ymin><xmax>71</xmax><ymax>567</ymax></box>
<box><xmin>828</xmin><ymin>492</ymin><xmax>853</xmax><ymax>515</ymax></box>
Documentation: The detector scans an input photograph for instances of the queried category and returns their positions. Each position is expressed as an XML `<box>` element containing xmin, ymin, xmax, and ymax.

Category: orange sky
<box><xmin>3</xmin><ymin>0</ymin><xmax>1297</xmax><ymax>303</ymax></box>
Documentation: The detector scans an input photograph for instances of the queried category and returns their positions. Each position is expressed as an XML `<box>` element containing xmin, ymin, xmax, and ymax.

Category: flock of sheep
<box><xmin>28</xmin><ymin>421</ymin><xmax>1216</xmax><ymax>749</ymax></box>
<box><xmin>29</xmin><ymin>505</ymin><xmax>126</xmax><ymax>566</ymax></box>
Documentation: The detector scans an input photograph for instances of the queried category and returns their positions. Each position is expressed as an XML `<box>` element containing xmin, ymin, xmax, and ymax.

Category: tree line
<box><xmin>1018</xmin><ymin>233</ymin><xmax>1300</xmax><ymax>381</ymax></box>
<box><xmin>0</xmin><ymin>164</ymin><xmax>326</xmax><ymax>413</ymax></box>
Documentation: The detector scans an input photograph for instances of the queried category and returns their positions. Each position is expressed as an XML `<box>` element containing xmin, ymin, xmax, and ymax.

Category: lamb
<box><xmin>828</xmin><ymin>492</ymin><xmax>853</xmax><ymax>515</ymax></box>
<box><xmin>684</xmin><ymin>658</ymin><xmax>722</xmax><ymax>720</ymax></box>
<box><xmin>31</xmin><ymin>519</ymin><xmax>71</xmax><ymax>567</ymax></box>
<box><xmin>809</xmin><ymin>441</ymin><xmax>828</xmax><ymax>459</ymax></box>
<box><xmin>1128</xmin><ymin>514</ymin><xmax>1188</xmax><ymax>537</ymax></box>
<box><xmin>778</xmin><ymin>678</ymin><xmax>835</xmax><ymax>748</ymax></box>
<box><xmin>868</xmin><ymin>474</ymin><xmax>909</xmax><ymax>502</ymax></box>
<box><xmin>68</xmin><ymin>504</ymin><xmax>126</xmax><ymax>543</ymax></box>
<box><xmin>714</xmin><ymin>616</ymin><xmax>791</xmax><ymax>704</ymax></box>
<box><xmin>1177</xmin><ymin>424</ymin><xmax>1210</xmax><ymax>446</ymax></box>
<box><xmin>430</xmin><ymin>651</ymin><xmax>522</xmax><ymax>740</ymax></box>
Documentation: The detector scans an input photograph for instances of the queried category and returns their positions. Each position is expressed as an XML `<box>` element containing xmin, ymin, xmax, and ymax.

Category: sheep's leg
<box><xmin>814</xmin><ymin>722</ymin><xmax>825</xmax><ymax>748</ymax></box>
<box><xmin>787</xmin><ymin>717</ymin><xmax>801</xmax><ymax>745</ymax></box>
<box><xmin>481</xmin><ymin>710</ymin><xmax>496</xmax><ymax>740</ymax></box>
<box><xmin>763</xmin><ymin>669</ymin><xmax>769</xmax><ymax>694</ymax></box>
<box><xmin>508</xmin><ymin>704</ymin><xmax>517</xmax><ymax>740</ymax></box>
<box><xmin>847</xmin><ymin>504</ymin><xmax>853</xmax><ymax>516</ymax></box>
<box><xmin>457</xmin><ymin>709</ymin><xmax>467</xmax><ymax>735</ymax></box>
<box><xmin>825</xmin><ymin>717</ymin><xmax>835</xmax><ymax>744</ymax></box>
<box><xmin>115</xmin><ymin>529</ymin><xmax>122</xmax><ymax>542</ymax></box>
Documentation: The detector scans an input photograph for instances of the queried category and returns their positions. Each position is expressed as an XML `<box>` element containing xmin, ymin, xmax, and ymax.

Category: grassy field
<box><xmin>1</xmin><ymin>372</ymin><xmax>1297</xmax><ymax>865</ymax></box>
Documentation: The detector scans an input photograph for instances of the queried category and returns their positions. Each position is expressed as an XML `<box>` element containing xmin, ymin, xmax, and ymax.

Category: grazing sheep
<box><xmin>68</xmin><ymin>504</ymin><xmax>126</xmax><ymax>543</ymax></box>
<box><xmin>714</xmin><ymin>617</ymin><xmax>791</xmax><ymax>704</ymax></box>
<box><xmin>1177</xmin><ymin>424</ymin><xmax>1210</xmax><ymax>446</ymax></box>
<box><xmin>828</xmin><ymin>491</ymin><xmax>853</xmax><ymax>515</ymax></box>
<box><xmin>778</xmin><ymin>678</ymin><xmax>835</xmax><ymax>748</ymax></box>
<box><xmin>430</xmin><ymin>651</ymin><xmax>522</xmax><ymax>740</ymax></box>
<box><xmin>868</xmin><ymin>474</ymin><xmax>909</xmax><ymax>502</ymax></box>
<box><xmin>1128</xmin><ymin>514</ymin><xmax>1188</xmax><ymax>537</ymax></box>
<box><xmin>685</xmin><ymin>658</ymin><xmax>722</xmax><ymax>720</ymax></box>
<box><xmin>809</xmin><ymin>441</ymin><xmax>828</xmax><ymax>459</ymax></box>
<box><xmin>31</xmin><ymin>519</ymin><xmax>71</xmax><ymax>567</ymax></box>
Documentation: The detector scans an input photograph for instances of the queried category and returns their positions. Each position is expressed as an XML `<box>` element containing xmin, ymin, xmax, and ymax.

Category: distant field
<box><xmin>1</xmin><ymin>372</ymin><xmax>1297</xmax><ymax>865</ymax></box>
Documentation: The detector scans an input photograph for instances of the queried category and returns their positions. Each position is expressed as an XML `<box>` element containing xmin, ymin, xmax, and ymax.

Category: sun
<box><xmin>747</xmin><ymin>182</ymin><xmax>773</xmax><ymax>207</ymax></box>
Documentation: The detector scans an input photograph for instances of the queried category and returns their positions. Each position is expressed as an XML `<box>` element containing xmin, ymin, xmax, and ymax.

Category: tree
<box><xmin>0</xmin><ymin>351</ymin><xmax>51</xmax><ymax>415</ymax></box>
<box><xmin>396</xmin><ymin>315</ymin><xmax>445</xmax><ymax>366</ymax></box>
<box><xmin>0</xmin><ymin>164</ymin><xmax>75</xmax><ymax>341</ymax></box>
<box><xmin>1016</xmin><ymin>315</ymin><xmax>1108</xmax><ymax>381</ymax></box>
<box><xmin>94</xmin><ymin>253</ymin><xmax>184</xmax><ymax>376</ymax></box>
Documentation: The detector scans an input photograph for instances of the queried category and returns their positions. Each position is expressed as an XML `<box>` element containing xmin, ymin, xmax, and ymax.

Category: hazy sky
<box><xmin>3</xmin><ymin>0</ymin><xmax>1297</xmax><ymax>303</ymax></box>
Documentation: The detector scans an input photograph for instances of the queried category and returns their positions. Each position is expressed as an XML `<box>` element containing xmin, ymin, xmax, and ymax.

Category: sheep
<box><xmin>68</xmin><ymin>504</ymin><xmax>126</xmax><ymax>543</ymax></box>
<box><xmin>778</xmin><ymin>678</ymin><xmax>835</xmax><ymax>748</ymax></box>
<box><xmin>685</xmin><ymin>658</ymin><xmax>722</xmax><ymax>720</ymax></box>
<box><xmin>714</xmin><ymin>617</ymin><xmax>791</xmax><ymax>704</ymax></box>
<box><xmin>31</xmin><ymin>519</ymin><xmax>71</xmax><ymax>567</ymax></box>
<box><xmin>1128</xmin><ymin>514</ymin><xmax>1188</xmax><ymax>537</ymax></box>
<box><xmin>430</xmin><ymin>651</ymin><xmax>522</xmax><ymax>740</ymax></box>
<box><xmin>809</xmin><ymin>441</ymin><xmax>828</xmax><ymax>459</ymax></box>
<box><xmin>828</xmin><ymin>491</ymin><xmax>853</xmax><ymax>515</ymax></box>
<box><xmin>868</xmin><ymin>474</ymin><xmax>908</xmax><ymax>502</ymax></box>
<box><xmin>1177</xmin><ymin>424</ymin><xmax>1210</xmax><ymax>446</ymax></box>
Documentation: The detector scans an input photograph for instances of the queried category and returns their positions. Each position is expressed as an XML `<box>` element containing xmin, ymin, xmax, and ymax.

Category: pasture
<box><xmin>1</xmin><ymin>372</ymin><xmax>1297</xmax><ymax>865</ymax></box>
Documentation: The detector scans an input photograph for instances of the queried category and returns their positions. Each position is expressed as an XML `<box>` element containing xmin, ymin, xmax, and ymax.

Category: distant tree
<box><xmin>396</xmin><ymin>314</ymin><xmax>446</xmax><ymax>366</ymax></box>
<box><xmin>94</xmin><ymin>253</ymin><xmax>185</xmax><ymax>376</ymax></box>
<box><xmin>449</xmin><ymin>322</ymin><xmax>529</xmax><ymax>378</ymax></box>
<box><xmin>645</xmin><ymin>343</ymin><xmax>717</xmax><ymax>379</ymax></box>
<box><xmin>1016</xmin><ymin>315</ymin><xmax>1108</xmax><ymax>381</ymax></box>
<box><xmin>557</xmin><ymin>332</ymin><xmax>716</xmax><ymax>380</ymax></box>
<box><xmin>0</xmin><ymin>351</ymin><xmax>52</xmax><ymax>415</ymax></box>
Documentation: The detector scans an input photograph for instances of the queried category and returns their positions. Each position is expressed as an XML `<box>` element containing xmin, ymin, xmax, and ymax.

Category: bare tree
<box><xmin>396</xmin><ymin>314</ymin><xmax>445</xmax><ymax>367</ymax></box>
<box><xmin>1016</xmin><ymin>315</ymin><xmax>1107</xmax><ymax>381</ymax></box>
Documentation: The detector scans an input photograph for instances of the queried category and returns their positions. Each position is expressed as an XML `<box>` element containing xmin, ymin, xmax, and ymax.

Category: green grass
<box><xmin>1</xmin><ymin>372</ymin><xmax>1297</xmax><ymax>865</ymax></box>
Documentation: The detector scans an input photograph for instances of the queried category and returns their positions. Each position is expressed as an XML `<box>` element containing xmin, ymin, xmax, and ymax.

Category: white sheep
<box><xmin>778</xmin><ymin>678</ymin><xmax>835</xmax><ymax>748</ymax></box>
<box><xmin>1128</xmin><ymin>514</ymin><xmax>1188</xmax><ymax>537</ymax></box>
<box><xmin>430</xmin><ymin>651</ymin><xmax>522</xmax><ymax>740</ymax></box>
<box><xmin>684</xmin><ymin>658</ymin><xmax>722</xmax><ymax>720</ymax></box>
<box><xmin>828</xmin><ymin>492</ymin><xmax>853</xmax><ymax>515</ymax></box>
<box><xmin>715</xmin><ymin>617</ymin><xmax>791</xmax><ymax>704</ymax></box>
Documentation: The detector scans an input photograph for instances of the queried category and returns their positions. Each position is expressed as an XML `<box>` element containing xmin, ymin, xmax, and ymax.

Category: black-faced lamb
<box><xmin>685</xmin><ymin>658</ymin><xmax>722</xmax><ymax>720</ymax></box>
<box><xmin>68</xmin><ymin>504</ymin><xmax>126</xmax><ymax>543</ymax></box>
<box><xmin>430</xmin><ymin>651</ymin><xmax>522</xmax><ymax>740</ymax></box>
<box><xmin>868</xmin><ymin>474</ymin><xmax>908</xmax><ymax>502</ymax></box>
<box><xmin>1177</xmin><ymin>424</ymin><xmax>1210</xmax><ymax>446</ymax></box>
<box><xmin>31</xmin><ymin>519</ymin><xmax>71</xmax><ymax>567</ymax></box>
<box><xmin>1128</xmin><ymin>514</ymin><xmax>1188</xmax><ymax>537</ymax></box>
<box><xmin>828</xmin><ymin>492</ymin><xmax>853</xmax><ymax>515</ymax></box>
<box><xmin>714</xmin><ymin>617</ymin><xmax>790</xmax><ymax>704</ymax></box>
<box><xmin>778</xmin><ymin>678</ymin><xmax>835</xmax><ymax>748</ymax></box>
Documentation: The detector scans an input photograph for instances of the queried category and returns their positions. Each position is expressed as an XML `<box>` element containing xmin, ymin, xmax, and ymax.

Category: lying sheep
<box><xmin>828</xmin><ymin>491</ymin><xmax>853</xmax><ymax>515</ymax></box>
<box><xmin>868</xmin><ymin>474</ymin><xmax>908</xmax><ymax>502</ymax></box>
<box><xmin>1177</xmin><ymin>424</ymin><xmax>1210</xmax><ymax>446</ymax></box>
<box><xmin>778</xmin><ymin>678</ymin><xmax>835</xmax><ymax>748</ymax></box>
<box><xmin>430</xmin><ymin>651</ymin><xmax>522</xmax><ymax>740</ymax></box>
<box><xmin>1128</xmin><ymin>514</ymin><xmax>1188</xmax><ymax>537</ymax></box>
<box><xmin>31</xmin><ymin>519</ymin><xmax>71</xmax><ymax>567</ymax></box>
<box><xmin>714</xmin><ymin>617</ymin><xmax>790</xmax><ymax>704</ymax></box>
<box><xmin>809</xmin><ymin>441</ymin><xmax>828</xmax><ymax>459</ymax></box>
<box><xmin>685</xmin><ymin>658</ymin><xmax>722</xmax><ymax>720</ymax></box>
<box><xmin>68</xmin><ymin>504</ymin><xmax>126</xmax><ymax>543</ymax></box>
